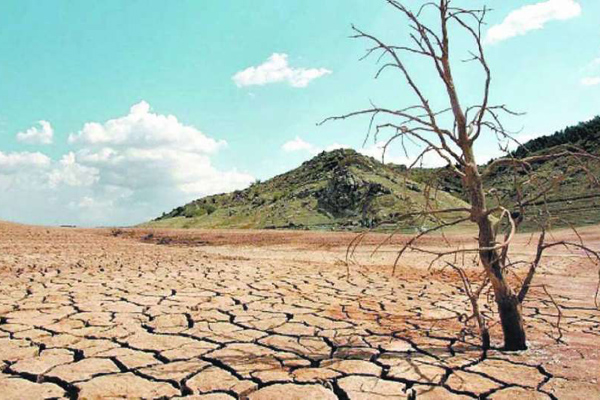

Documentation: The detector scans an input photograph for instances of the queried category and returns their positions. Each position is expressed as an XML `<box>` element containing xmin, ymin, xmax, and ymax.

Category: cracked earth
<box><xmin>1</xmin><ymin>222</ymin><xmax>599</xmax><ymax>399</ymax></box>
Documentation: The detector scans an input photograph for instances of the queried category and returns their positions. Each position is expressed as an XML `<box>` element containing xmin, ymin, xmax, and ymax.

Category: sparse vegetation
<box><xmin>148</xmin><ymin>149</ymin><xmax>469</xmax><ymax>231</ymax></box>
<box><xmin>406</xmin><ymin>116</ymin><xmax>600</xmax><ymax>229</ymax></box>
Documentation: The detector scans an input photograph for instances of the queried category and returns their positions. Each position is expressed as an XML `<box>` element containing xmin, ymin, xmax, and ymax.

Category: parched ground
<box><xmin>0</xmin><ymin>222</ymin><xmax>599</xmax><ymax>399</ymax></box>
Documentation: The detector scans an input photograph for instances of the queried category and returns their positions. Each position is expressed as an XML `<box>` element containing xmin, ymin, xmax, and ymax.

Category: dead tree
<box><xmin>320</xmin><ymin>0</ymin><xmax>600</xmax><ymax>350</ymax></box>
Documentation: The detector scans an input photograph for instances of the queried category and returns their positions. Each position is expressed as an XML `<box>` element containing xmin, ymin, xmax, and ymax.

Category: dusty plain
<box><xmin>0</xmin><ymin>221</ymin><xmax>599</xmax><ymax>399</ymax></box>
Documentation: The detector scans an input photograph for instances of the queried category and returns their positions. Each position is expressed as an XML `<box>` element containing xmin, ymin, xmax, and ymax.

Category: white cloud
<box><xmin>48</xmin><ymin>153</ymin><xmax>99</xmax><ymax>188</ymax></box>
<box><xmin>282</xmin><ymin>136</ymin><xmax>321</xmax><ymax>154</ymax></box>
<box><xmin>68</xmin><ymin>101</ymin><xmax>225</xmax><ymax>153</ymax></box>
<box><xmin>485</xmin><ymin>0</ymin><xmax>581</xmax><ymax>45</ymax></box>
<box><xmin>233</xmin><ymin>53</ymin><xmax>331</xmax><ymax>88</ymax></box>
<box><xmin>0</xmin><ymin>102</ymin><xmax>254</xmax><ymax>226</ymax></box>
<box><xmin>0</xmin><ymin>151</ymin><xmax>51</xmax><ymax>171</ymax></box>
<box><xmin>68</xmin><ymin>102</ymin><xmax>253</xmax><ymax>194</ymax></box>
<box><xmin>581</xmin><ymin>76</ymin><xmax>600</xmax><ymax>86</ymax></box>
<box><xmin>16</xmin><ymin>120</ymin><xmax>54</xmax><ymax>144</ymax></box>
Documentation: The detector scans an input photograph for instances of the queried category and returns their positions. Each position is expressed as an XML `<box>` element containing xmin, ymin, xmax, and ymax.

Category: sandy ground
<box><xmin>0</xmin><ymin>222</ymin><xmax>599</xmax><ymax>399</ymax></box>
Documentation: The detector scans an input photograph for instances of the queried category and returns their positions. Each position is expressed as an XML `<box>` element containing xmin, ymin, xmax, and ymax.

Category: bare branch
<box><xmin>518</xmin><ymin>228</ymin><xmax>546</xmax><ymax>302</ymax></box>
<box><xmin>445</xmin><ymin>261</ymin><xmax>490</xmax><ymax>350</ymax></box>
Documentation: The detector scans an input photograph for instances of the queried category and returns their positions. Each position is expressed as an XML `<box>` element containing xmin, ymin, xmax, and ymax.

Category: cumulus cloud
<box><xmin>16</xmin><ymin>120</ymin><xmax>54</xmax><ymax>144</ymax></box>
<box><xmin>68</xmin><ymin>101</ymin><xmax>225</xmax><ymax>153</ymax></box>
<box><xmin>485</xmin><ymin>0</ymin><xmax>581</xmax><ymax>45</ymax></box>
<box><xmin>48</xmin><ymin>153</ymin><xmax>99</xmax><ymax>188</ymax></box>
<box><xmin>233</xmin><ymin>53</ymin><xmax>331</xmax><ymax>88</ymax></box>
<box><xmin>68</xmin><ymin>101</ymin><xmax>252</xmax><ymax>193</ymax></box>
<box><xmin>581</xmin><ymin>76</ymin><xmax>600</xmax><ymax>86</ymax></box>
<box><xmin>0</xmin><ymin>102</ymin><xmax>254</xmax><ymax>226</ymax></box>
<box><xmin>0</xmin><ymin>151</ymin><xmax>51</xmax><ymax>171</ymax></box>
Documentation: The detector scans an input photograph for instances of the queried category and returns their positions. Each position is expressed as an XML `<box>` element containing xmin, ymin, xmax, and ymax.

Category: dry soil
<box><xmin>0</xmin><ymin>222</ymin><xmax>599</xmax><ymax>399</ymax></box>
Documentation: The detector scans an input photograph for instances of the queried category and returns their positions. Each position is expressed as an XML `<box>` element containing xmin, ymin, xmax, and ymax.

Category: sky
<box><xmin>0</xmin><ymin>0</ymin><xmax>599</xmax><ymax>227</ymax></box>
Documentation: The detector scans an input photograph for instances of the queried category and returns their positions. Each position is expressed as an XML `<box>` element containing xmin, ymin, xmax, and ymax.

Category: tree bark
<box><xmin>463</xmin><ymin>154</ymin><xmax>528</xmax><ymax>351</ymax></box>
<box><xmin>477</xmin><ymin>205</ymin><xmax>528</xmax><ymax>350</ymax></box>
<box><xmin>496</xmin><ymin>291</ymin><xmax>527</xmax><ymax>350</ymax></box>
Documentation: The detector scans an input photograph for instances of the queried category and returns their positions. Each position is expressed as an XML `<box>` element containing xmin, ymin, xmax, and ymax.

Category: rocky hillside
<box><xmin>148</xmin><ymin>149</ymin><xmax>468</xmax><ymax>230</ymax></box>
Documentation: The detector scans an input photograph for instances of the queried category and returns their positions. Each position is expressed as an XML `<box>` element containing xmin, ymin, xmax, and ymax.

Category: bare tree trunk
<box><xmin>465</xmin><ymin>160</ymin><xmax>527</xmax><ymax>350</ymax></box>
<box><xmin>480</xmin><ymin>238</ymin><xmax>527</xmax><ymax>350</ymax></box>
<box><xmin>496</xmin><ymin>290</ymin><xmax>527</xmax><ymax>350</ymax></box>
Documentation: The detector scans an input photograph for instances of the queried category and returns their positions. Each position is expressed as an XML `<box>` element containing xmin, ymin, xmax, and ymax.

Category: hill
<box><xmin>150</xmin><ymin>117</ymin><xmax>600</xmax><ymax>231</ymax></box>
<box><xmin>148</xmin><ymin>149</ymin><xmax>469</xmax><ymax>230</ymax></box>
<box><xmin>407</xmin><ymin>116</ymin><xmax>600</xmax><ymax>228</ymax></box>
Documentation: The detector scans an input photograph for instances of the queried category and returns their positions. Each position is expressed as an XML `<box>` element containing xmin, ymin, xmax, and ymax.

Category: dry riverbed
<box><xmin>0</xmin><ymin>222</ymin><xmax>599</xmax><ymax>399</ymax></box>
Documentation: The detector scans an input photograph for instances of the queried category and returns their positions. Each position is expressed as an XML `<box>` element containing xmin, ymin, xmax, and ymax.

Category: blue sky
<box><xmin>1</xmin><ymin>0</ymin><xmax>599</xmax><ymax>226</ymax></box>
